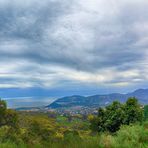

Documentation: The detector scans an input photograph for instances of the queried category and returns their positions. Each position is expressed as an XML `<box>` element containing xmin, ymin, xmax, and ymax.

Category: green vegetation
<box><xmin>90</xmin><ymin>97</ymin><xmax>143</xmax><ymax>133</ymax></box>
<box><xmin>0</xmin><ymin>98</ymin><xmax>148</xmax><ymax>148</ymax></box>
<box><xmin>144</xmin><ymin>105</ymin><xmax>148</xmax><ymax>121</ymax></box>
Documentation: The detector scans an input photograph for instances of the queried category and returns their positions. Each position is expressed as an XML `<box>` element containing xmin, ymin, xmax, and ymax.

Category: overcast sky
<box><xmin>0</xmin><ymin>0</ymin><xmax>148</xmax><ymax>97</ymax></box>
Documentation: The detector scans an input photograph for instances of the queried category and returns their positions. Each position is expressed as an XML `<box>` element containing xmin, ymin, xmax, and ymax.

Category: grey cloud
<box><xmin>0</xmin><ymin>0</ymin><xmax>148</xmax><ymax>89</ymax></box>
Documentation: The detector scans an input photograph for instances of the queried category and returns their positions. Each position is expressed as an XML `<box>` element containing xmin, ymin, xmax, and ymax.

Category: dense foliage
<box><xmin>0</xmin><ymin>98</ymin><xmax>147</xmax><ymax>148</ymax></box>
<box><xmin>90</xmin><ymin>97</ymin><xmax>143</xmax><ymax>133</ymax></box>
<box><xmin>144</xmin><ymin>105</ymin><xmax>148</xmax><ymax>121</ymax></box>
<box><xmin>0</xmin><ymin>99</ymin><xmax>18</xmax><ymax>128</ymax></box>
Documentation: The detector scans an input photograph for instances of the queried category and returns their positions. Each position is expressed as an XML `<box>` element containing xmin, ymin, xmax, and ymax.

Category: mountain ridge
<box><xmin>47</xmin><ymin>88</ymin><xmax>148</xmax><ymax>109</ymax></box>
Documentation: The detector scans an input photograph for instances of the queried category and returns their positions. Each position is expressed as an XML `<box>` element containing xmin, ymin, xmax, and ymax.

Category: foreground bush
<box><xmin>0</xmin><ymin>122</ymin><xmax>148</xmax><ymax>148</ymax></box>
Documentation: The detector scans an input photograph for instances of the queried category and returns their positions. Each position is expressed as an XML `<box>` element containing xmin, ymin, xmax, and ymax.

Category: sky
<box><xmin>0</xmin><ymin>0</ymin><xmax>148</xmax><ymax>104</ymax></box>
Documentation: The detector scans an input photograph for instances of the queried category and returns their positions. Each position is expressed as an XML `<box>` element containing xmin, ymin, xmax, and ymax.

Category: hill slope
<box><xmin>47</xmin><ymin>89</ymin><xmax>148</xmax><ymax>109</ymax></box>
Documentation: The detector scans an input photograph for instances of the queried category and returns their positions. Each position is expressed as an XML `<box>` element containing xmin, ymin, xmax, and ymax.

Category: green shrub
<box><xmin>112</xmin><ymin>124</ymin><xmax>148</xmax><ymax>148</ymax></box>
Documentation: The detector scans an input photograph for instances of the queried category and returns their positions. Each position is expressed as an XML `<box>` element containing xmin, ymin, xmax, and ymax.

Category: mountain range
<box><xmin>47</xmin><ymin>89</ymin><xmax>148</xmax><ymax>109</ymax></box>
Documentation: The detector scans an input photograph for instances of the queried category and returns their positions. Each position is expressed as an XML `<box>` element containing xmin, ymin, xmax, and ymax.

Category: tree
<box><xmin>0</xmin><ymin>100</ymin><xmax>7</xmax><ymax>126</ymax></box>
<box><xmin>90</xmin><ymin>97</ymin><xmax>144</xmax><ymax>133</ymax></box>
<box><xmin>124</xmin><ymin>97</ymin><xmax>143</xmax><ymax>125</ymax></box>
<box><xmin>144</xmin><ymin>105</ymin><xmax>148</xmax><ymax>121</ymax></box>
<box><xmin>90</xmin><ymin>102</ymin><xmax>125</xmax><ymax>133</ymax></box>
<box><xmin>104</xmin><ymin>101</ymin><xmax>125</xmax><ymax>133</ymax></box>
<box><xmin>0</xmin><ymin>100</ymin><xmax>18</xmax><ymax>128</ymax></box>
<box><xmin>90</xmin><ymin>107</ymin><xmax>107</xmax><ymax>133</ymax></box>
<box><xmin>5</xmin><ymin>109</ymin><xmax>19</xmax><ymax>128</ymax></box>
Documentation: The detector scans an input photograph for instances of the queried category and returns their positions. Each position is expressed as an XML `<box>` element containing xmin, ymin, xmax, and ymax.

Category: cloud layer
<box><xmin>0</xmin><ymin>0</ymin><xmax>148</xmax><ymax>92</ymax></box>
